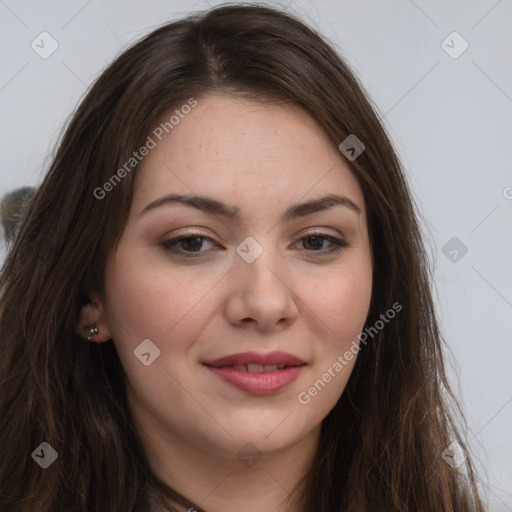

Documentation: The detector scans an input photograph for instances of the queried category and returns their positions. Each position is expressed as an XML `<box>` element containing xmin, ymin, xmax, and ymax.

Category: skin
<box><xmin>79</xmin><ymin>93</ymin><xmax>373</xmax><ymax>512</ymax></box>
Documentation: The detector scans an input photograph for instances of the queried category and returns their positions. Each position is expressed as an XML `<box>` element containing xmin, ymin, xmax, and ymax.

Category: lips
<box><xmin>202</xmin><ymin>351</ymin><xmax>306</xmax><ymax>394</ymax></box>
<box><xmin>202</xmin><ymin>350</ymin><xmax>305</xmax><ymax>369</ymax></box>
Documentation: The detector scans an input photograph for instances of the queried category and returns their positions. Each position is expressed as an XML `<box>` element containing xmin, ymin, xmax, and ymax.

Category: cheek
<box><xmin>306</xmin><ymin>265</ymin><xmax>372</xmax><ymax>345</ymax></box>
<box><xmin>104</xmin><ymin>250</ymin><xmax>220</xmax><ymax>350</ymax></box>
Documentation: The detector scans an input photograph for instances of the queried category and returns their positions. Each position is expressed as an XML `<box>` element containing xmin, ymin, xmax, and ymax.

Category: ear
<box><xmin>75</xmin><ymin>290</ymin><xmax>113</xmax><ymax>343</ymax></box>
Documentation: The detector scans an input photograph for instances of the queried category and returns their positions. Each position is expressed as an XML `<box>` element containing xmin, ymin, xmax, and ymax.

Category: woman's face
<box><xmin>98</xmin><ymin>93</ymin><xmax>373</xmax><ymax>463</ymax></box>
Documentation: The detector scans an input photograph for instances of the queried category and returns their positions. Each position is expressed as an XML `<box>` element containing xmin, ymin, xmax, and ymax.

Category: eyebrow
<box><xmin>138</xmin><ymin>192</ymin><xmax>361</xmax><ymax>221</ymax></box>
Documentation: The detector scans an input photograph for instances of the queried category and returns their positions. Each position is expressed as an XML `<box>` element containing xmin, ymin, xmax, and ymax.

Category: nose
<box><xmin>222</xmin><ymin>245</ymin><xmax>299</xmax><ymax>332</ymax></box>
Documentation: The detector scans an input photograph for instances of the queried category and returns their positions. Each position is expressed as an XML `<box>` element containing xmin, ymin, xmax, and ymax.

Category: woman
<box><xmin>0</xmin><ymin>4</ymin><xmax>485</xmax><ymax>512</ymax></box>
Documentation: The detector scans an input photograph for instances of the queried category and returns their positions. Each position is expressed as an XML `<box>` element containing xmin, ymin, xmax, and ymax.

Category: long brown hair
<box><xmin>0</xmin><ymin>4</ymin><xmax>485</xmax><ymax>511</ymax></box>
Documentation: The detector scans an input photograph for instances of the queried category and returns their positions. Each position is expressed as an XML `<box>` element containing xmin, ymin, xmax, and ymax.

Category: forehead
<box><xmin>132</xmin><ymin>94</ymin><xmax>365</xmax><ymax>219</ymax></box>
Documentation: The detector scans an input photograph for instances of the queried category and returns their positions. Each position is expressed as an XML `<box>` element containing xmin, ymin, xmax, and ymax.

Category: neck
<box><xmin>134</xmin><ymin>416</ymin><xmax>320</xmax><ymax>512</ymax></box>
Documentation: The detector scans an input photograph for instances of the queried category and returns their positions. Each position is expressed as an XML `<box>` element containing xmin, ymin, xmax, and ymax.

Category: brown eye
<box><xmin>296</xmin><ymin>233</ymin><xmax>348</xmax><ymax>254</ymax></box>
<box><xmin>161</xmin><ymin>234</ymin><xmax>216</xmax><ymax>256</ymax></box>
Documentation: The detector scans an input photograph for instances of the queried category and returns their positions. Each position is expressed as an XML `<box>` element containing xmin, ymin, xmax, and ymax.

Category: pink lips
<box><xmin>202</xmin><ymin>351</ymin><xmax>306</xmax><ymax>395</ymax></box>
<box><xmin>203</xmin><ymin>350</ymin><xmax>305</xmax><ymax>368</ymax></box>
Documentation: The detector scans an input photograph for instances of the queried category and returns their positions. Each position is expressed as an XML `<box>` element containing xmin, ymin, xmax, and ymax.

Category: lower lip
<box><xmin>203</xmin><ymin>365</ymin><xmax>305</xmax><ymax>394</ymax></box>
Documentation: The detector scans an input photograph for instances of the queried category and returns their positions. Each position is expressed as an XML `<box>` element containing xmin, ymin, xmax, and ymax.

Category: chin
<box><xmin>194</xmin><ymin>418</ymin><xmax>314</xmax><ymax>460</ymax></box>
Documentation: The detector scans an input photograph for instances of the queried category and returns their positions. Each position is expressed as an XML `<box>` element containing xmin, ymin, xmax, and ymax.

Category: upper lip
<box><xmin>202</xmin><ymin>351</ymin><xmax>306</xmax><ymax>368</ymax></box>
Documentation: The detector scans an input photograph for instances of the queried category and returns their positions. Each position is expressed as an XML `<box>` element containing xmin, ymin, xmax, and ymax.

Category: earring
<box><xmin>87</xmin><ymin>323</ymin><xmax>99</xmax><ymax>341</ymax></box>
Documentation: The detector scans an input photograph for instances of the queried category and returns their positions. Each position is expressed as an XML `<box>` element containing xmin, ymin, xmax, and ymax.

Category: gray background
<box><xmin>1</xmin><ymin>0</ymin><xmax>511</xmax><ymax>509</ymax></box>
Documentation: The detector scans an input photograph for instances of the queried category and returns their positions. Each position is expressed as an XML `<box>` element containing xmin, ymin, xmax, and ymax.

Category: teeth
<box><xmin>247</xmin><ymin>363</ymin><xmax>265</xmax><ymax>373</ymax></box>
<box><xmin>228</xmin><ymin>364</ymin><xmax>286</xmax><ymax>373</ymax></box>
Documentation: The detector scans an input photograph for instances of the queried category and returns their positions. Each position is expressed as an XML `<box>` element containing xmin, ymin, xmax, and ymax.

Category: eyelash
<box><xmin>160</xmin><ymin>232</ymin><xmax>348</xmax><ymax>258</ymax></box>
